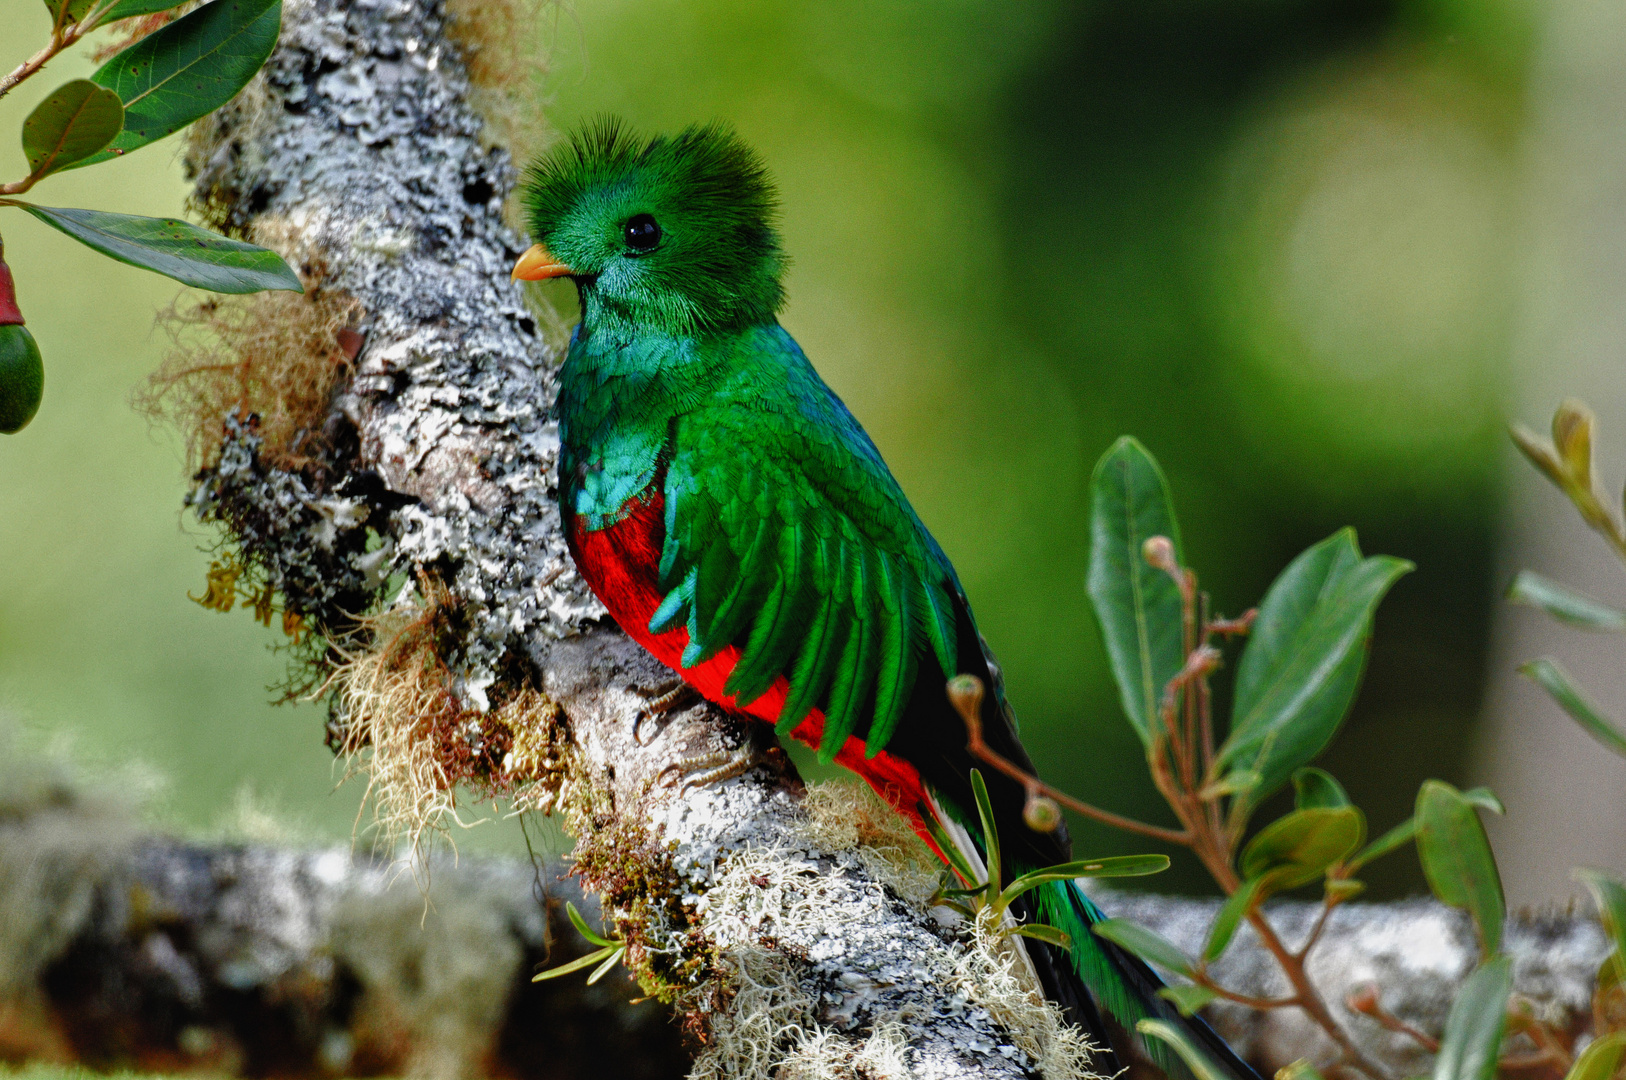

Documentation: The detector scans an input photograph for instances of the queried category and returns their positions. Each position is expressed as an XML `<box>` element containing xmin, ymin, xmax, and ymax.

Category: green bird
<box><xmin>515</xmin><ymin>120</ymin><xmax>1258</xmax><ymax>1080</ymax></box>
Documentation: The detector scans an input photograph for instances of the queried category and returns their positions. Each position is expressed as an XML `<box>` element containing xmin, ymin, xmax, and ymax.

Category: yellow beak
<box><xmin>511</xmin><ymin>243</ymin><xmax>574</xmax><ymax>281</ymax></box>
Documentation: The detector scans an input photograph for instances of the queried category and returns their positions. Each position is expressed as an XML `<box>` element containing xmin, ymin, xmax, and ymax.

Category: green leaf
<box><xmin>1136</xmin><ymin>1019</ymin><xmax>1235</xmax><ymax>1080</ymax></box>
<box><xmin>1293</xmin><ymin>767</ymin><xmax>1351</xmax><ymax>810</ymax></box>
<box><xmin>21</xmin><ymin>80</ymin><xmax>124</xmax><ymax>178</ymax></box>
<box><xmin>1431</xmin><ymin>956</ymin><xmax>1512</xmax><ymax>1080</ymax></box>
<box><xmin>997</xmin><ymin>855</ymin><xmax>1170</xmax><ymax>911</ymax></box>
<box><xmin>1508</xmin><ymin>571</ymin><xmax>1626</xmax><ymax>632</ymax></box>
<box><xmin>1070</xmin><ymin>854</ymin><xmax>1171</xmax><ymax>878</ymax></box>
<box><xmin>1204</xmin><ymin>876</ymin><xmax>1261</xmax><ymax>962</ymax></box>
<box><xmin>44</xmin><ymin>0</ymin><xmax>100</xmax><ymax>26</ymax></box>
<box><xmin>1239</xmin><ymin>806</ymin><xmax>1366</xmax><ymax>895</ymax></box>
<box><xmin>79</xmin><ymin>0</ymin><xmax>282</xmax><ymax>167</ymax></box>
<box><xmin>564</xmin><ymin>900</ymin><xmax>616</xmax><ymax>948</ymax></box>
<box><xmin>1348</xmin><ymin>818</ymin><xmax>1415</xmax><ymax>871</ymax></box>
<box><xmin>1218</xmin><ymin>529</ymin><xmax>1412</xmax><ymax>805</ymax></box>
<box><xmin>1565</xmin><ymin>1032</ymin><xmax>1626</xmax><ymax>1080</ymax></box>
<box><xmin>1325</xmin><ymin>878</ymin><xmax>1365</xmax><ymax>903</ymax></box>
<box><xmin>1093</xmin><ymin>918</ymin><xmax>1193</xmax><ymax>977</ymax></box>
<box><xmin>1416</xmin><ymin>781</ymin><xmax>1505</xmax><ymax>956</ymax></box>
<box><xmin>1574</xmin><ymin>868</ymin><xmax>1626</xmax><ymax>984</ymax></box>
<box><xmin>16</xmin><ymin>204</ymin><xmax>301</xmax><ymax>293</ymax></box>
<box><xmin>1011</xmin><ymin>923</ymin><xmax>1072</xmax><ymax>950</ymax></box>
<box><xmin>1086</xmin><ymin>436</ymin><xmax>1185</xmax><ymax>748</ymax></box>
<box><xmin>585</xmin><ymin>945</ymin><xmax>626</xmax><ymax>985</ymax></box>
<box><xmin>1461</xmin><ymin>787</ymin><xmax>1505</xmax><ymax>815</ymax></box>
<box><xmin>1519</xmin><ymin>658</ymin><xmax>1626</xmax><ymax>759</ymax></box>
<box><xmin>532</xmin><ymin>943</ymin><xmax>621</xmax><ymax>982</ymax></box>
<box><xmin>1157</xmin><ymin>983</ymin><xmax>1220</xmax><ymax>1017</ymax></box>
<box><xmin>968</xmin><ymin>769</ymin><xmax>1001</xmax><ymax>898</ymax></box>
<box><xmin>1277</xmin><ymin>1061</ymin><xmax>1327</xmax><ymax>1080</ymax></box>
<box><xmin>102</xmin><ymin>0</ymin><xmax>191</xmax><ymax>19</ymax></box>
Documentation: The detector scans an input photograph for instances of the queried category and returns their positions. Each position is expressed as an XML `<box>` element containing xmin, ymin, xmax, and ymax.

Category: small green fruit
<box><xmin>0</xmin><ymin>324</ymin><xmax>44</xmax><ymax>434</ymax></box>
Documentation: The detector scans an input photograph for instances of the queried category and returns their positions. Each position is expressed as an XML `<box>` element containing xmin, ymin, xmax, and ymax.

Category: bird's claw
<box><xmin>657</xmin><ymin>746</ymin><xmax>763</xmax><ymax>792</ymax></box>
<box><xmin>631</xmin><ymin>678</ymin><xmax>702</xmax><ymax>746</ymax></box>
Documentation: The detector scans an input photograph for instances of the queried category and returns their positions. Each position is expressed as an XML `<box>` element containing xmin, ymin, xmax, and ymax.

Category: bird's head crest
<box><xmin>517</xmin><ymin>119</ymin><xmax>786</xmax><ymax>335</ymax></box>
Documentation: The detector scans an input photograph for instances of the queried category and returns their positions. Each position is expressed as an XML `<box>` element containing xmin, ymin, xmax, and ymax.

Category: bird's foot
<box><xmin>631</xmin><ymin>678</ymin><xmax>702</xmax><ymax>745</ymax></box>
<box><xmin>657</xmin><ymin>745</ymin><xmax>764</xmax><ymax>792</ymax></box>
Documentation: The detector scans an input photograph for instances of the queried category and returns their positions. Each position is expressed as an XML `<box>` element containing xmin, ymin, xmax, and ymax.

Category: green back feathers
<box><xmin>521</xmin><ymin>119</ymin><xmax>787</xmax><ymax>335</ymax></box>
<box><xmin>649</xmin><ymin>327</ymin><xmax>962</xmax><ymax>761</ymax></box>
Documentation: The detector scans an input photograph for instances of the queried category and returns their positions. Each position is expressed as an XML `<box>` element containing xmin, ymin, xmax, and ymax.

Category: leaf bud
<box><xmin>1023</xmin><ymin>792</ymin><xmax>1062</xmax><ymax>833</ymax></box>
<box><xmin>1142</xmin><ymin>535</ymin><xmax>1177</xmax><ymax>574</ymax></box>
<box><xmin>1552</xmin><ymin>398</ymin><xmax>1596</xmax><ymax>486</ymax></box>
<box><xmin>1345</xmin><ymin>984</ymin><xmax>1380</xmax><ymax>1014</ymax></box>
<box><xmin>945</xmin><ymin>674</ymin><xmax>984</xmax><ymax>727</ymax></box>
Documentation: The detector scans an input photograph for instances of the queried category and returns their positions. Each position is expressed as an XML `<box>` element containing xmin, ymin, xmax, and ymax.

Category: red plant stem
<box><xmin>1191</xmin><ymin>970</ymin><xmax>1298</xmax><ymax>1011</ymax></box>
<box><xmin>1294</xmin><ymin>898</ymin><xmax>1338</xmax><ymax>963</ymax></box>
<box><xmin>954</xmin><ymin>684</ymin><xmax>1190</xmax><ymax>846</ymax></box>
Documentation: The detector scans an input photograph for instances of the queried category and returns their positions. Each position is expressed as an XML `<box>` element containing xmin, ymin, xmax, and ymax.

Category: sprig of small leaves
<box><xmin>1507</xmin><ymin>401</ymin><xmax>1626</xmax><ymax>759</ymax></box>
<box><xmin>532</xmin><ymin>901</ymin><xmax>627</xmax><ymax>985</ymax></box>
<box><xmin>931</xmin><ymin>769</ymin><xmax>1168</xmax><ymax>952</ymax></box>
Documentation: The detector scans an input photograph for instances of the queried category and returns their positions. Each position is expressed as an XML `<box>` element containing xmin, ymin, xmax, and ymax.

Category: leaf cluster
<box><xmin>0</xmin><ymin>0</ymin><xmax>300</xmax><ymax>432</ymax></box>
<box><xmin>961</xmin><ymin>434</ymin><xmax>1626</xmax><ymax>1080</ymax></box>
<box><xmin>1507</xmin><ymin>401</ymin><xmax>1626</xmax><ymax>758</ymax></box>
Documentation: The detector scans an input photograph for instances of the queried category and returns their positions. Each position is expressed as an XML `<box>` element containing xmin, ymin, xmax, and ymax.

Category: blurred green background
<box><xmin>0</xmin><ymin>0</ymin><xmax>1533</xmax><ymax>890</ymax></box>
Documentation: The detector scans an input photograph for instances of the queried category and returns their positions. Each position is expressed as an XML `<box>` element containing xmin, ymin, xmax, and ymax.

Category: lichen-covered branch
<box><xmin>1101</xmin><ymin>891</ymin><xmax>1611</xmax><ymax>1079</ymax></box>
<box><xmin>0</xmin><ymin>736</ymin><xmax>685</xmax><ymax>1078</ymax></box>
<box><xmin>153</xmin><ymin>0</ymin><xmax>1106</xmax><ymax>1076</ymax></box>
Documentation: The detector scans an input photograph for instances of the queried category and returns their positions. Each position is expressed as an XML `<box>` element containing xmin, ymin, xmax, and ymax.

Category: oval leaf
<box><xmin>17</xmin><ymin>204</ymin><xmax>301</xmax><ymax>293</ymax></box>
<box><xmin>22</xmin><ymin>80</ymin><xmax>124</xmax><ymax>178</ymax></box>
<box><xmin>1416</xmin><ymin>780</ymin><xmax>1504</xmax><ymax>956</ymax></box>
<box><xmin>1092</xmin><ymin>917</ymin><xmax>1193</xmax><ymax>977</ymax></box>
<box><xmin>1086</xmin><ymin>436</ymin><xmax>1186</xmax><ymax>748</ymax></box>
<box><xmin>1240</xmin><ymin>806</ymin><xmax>1366</xmax><ymax>895</ymax></box>
<box><xmin>1293</xmin><ymin>767</ymin><xmax>1351</xmax><ymax>810</ymax></box>
<box><xmin>79</xmin><ymin>0</ymin><xmax>281</xmax><ymax>167</ymax></box>
<box><xmin>1431</xmin><ymin>956</ymin><xmax>1512</xmax><ymax>1080</ymax></box>
<box><xmin>1519</xmin><ymin>658</ymin><xmax>1626</xmax><ymax>759</ymax></box>
<box><xmin>1205</xmin><ymin>876</ymin><xmax>1261</xmax><ymax>962</ymax></box>
<box><xmin>1566</xmin><ymin>1032</ymin><xmax>1626</xmax><ymax>1080</ymax></box>
<box><xmin>1219</xmin><ymin>529</ymin><xmax>1412</xmax><ymax>805</ymax></box>
<box><xmin>1508</xmin><ymin>570</ymin><xmax>1626</xmax><ymax>632</ymax></box>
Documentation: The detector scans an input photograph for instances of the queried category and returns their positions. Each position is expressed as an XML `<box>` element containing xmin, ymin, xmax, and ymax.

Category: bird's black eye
<box><xmin>624</xmin><ymin>213</ymin><xmax>661</xmax><ymax>252</ymax></box>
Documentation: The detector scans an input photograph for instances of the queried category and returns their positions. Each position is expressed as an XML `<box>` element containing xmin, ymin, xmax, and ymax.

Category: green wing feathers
<box><xmin>650</xmin><ymin>386</ymin><xmax>957</xmax><ymax>761</ymax></box>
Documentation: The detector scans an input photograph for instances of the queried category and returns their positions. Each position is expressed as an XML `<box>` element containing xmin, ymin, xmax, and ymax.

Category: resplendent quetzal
<box><xmin>515</xmin><ymin>120</ymin><xmax>1258</xmax><ymax>1080</ymax></box>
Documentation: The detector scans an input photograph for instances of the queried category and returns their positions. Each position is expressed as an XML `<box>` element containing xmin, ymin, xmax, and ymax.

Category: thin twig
<box><xmin>949</xmin><ymin>677</ymin><xmax>1191</xmax><ymax>846</ymax></box>
<box><xmin>1293</xmin><ymin>897</ymin><xmax>1338</xmax><ymax>963</ymax></box>
<box><xmin>1346</xmin><ymin>985</ymin><xmax>1439</xmax><ymax>1052</ymax></box>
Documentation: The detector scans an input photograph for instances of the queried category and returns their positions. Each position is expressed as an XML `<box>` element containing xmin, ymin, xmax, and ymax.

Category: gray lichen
<box><xmin>189</xmin><ymin>0</ymin><xmax>600</xmax><ymax>698</ymax></box>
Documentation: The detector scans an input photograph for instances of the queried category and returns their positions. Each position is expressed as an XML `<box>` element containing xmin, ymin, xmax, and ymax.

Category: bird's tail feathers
<box><xmin>1039</xmin><ymin>879</ymin><xmax>1261</xmax><ymax>1080</ymax></box>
